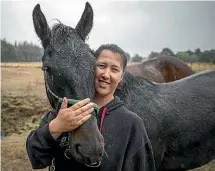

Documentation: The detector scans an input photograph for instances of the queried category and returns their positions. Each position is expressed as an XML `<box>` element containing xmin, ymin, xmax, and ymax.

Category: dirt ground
<box><xmin>1</xmin><ymin>67</ymin><xmax>215</xmax><ymax>171</ymax></box>
<box><xmin>1</xmin><ymin>67</ymin><xmax>49</xmax><ymax>171</ymax></box>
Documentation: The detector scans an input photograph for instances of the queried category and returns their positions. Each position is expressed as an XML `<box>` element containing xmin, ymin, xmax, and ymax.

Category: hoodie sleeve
<box><xmin>26</xmin><ymin>110</ymin><xmax>59</xmax><ymax>169</ymax></box>
<box><xmin>123</xmin><ymin>115</ymin><xmax>156</xmax><ymax>171</ymax></box>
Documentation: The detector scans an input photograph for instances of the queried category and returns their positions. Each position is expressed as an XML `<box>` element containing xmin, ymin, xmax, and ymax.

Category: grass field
<box><xmin>1</xmin><ymin>64</ymin><xmax>215</xmax><ymax>171</ymax></box>
<box><xmin>1</xmin><ymin>67</ymin><xmax>49</xmax><ymax>171</ymax></box>
<box><xmin>1</xmin><ymin>62</ymin><xmax>42</xmax><ymax>67</ymax></box>
<box><xmin>186</xmin><ymin>62</ymin><xmax>215</xmax><ymax>72</ymax></box>
<box><xmin>128</xmin><ymin>62</ymin><xmax>215</xmax><ymax>72</ymax></box>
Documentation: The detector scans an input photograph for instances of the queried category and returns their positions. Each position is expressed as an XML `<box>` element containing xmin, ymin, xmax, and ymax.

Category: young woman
<box><xmin>26</xmin><ymin>44</ymin><xmax>156</xmax><ymax>171</ymax></box>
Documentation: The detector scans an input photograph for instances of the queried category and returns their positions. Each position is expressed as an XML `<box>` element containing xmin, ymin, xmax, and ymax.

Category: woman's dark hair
<box><xmin>94</xmin><ymin>44</ymin><xmax>128</xmax><ymax>71</ymax></box>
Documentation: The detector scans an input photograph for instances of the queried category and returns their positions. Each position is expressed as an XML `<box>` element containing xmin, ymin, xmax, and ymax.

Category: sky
<box><xmin>1</xmin><ymin>0</ymin><xmax>215</xmax><ymax>57</ymax></box>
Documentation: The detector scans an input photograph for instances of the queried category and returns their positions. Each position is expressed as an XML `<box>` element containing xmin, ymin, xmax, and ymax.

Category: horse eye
<box><xmin>48</xmin><ymin>50</ymin><xmax>52</xmax><ymax>57</ymax></box>
<box><xmin>48</xmin><ymin>45</ymin><xmax>54</xmax><ymax>56</ymax></box>
<box><xmin>41</xmin><ymin>65</ymin><xmax>49</xmax><ymax>72</ymax></box>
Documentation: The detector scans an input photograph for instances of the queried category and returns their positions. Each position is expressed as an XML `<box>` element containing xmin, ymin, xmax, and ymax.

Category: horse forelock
<box><xmin>49</xmin><ymin>22</ymin><xmax>93</xmax><ymax>61</ymax></box>
<box><xmin>50</xmin><ymin>23</ymin><xmax>75</xmax><ymax>51</ymax></box>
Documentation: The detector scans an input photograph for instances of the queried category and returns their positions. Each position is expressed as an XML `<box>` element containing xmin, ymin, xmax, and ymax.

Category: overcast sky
<box><xmin>1</xmin><ymin>1</ymin><xmax>215</xmax><ymax>57</ymax></box>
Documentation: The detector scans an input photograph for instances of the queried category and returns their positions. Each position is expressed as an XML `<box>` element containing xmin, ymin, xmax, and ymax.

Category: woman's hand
<box><xmin>49</xmin><ymin>97</ymin><xmax>94</xmax><ymax>139</ymax></box>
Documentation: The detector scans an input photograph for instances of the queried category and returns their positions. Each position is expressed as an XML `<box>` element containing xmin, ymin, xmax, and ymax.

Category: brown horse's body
<box><xmin>126</xmin><ymin>56</ymin><xmax>194</xmax><ymax>83</ymax></box>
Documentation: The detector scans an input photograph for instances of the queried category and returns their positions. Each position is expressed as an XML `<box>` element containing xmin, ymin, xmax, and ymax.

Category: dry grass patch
<box><xmin>187</xmin><ymin>63</ymin><xmax>215</xmax><ymax>72</ymax></box>
<box><xmin>1</xmin><ymin>62</ymin><xmax>42</xmax><ymax>68</ymax></box>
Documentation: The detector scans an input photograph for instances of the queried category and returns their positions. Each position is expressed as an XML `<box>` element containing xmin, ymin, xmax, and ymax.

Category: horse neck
<box><xmin>116</xmin><ymin>72</ymin><xmax>157</xmax><ymax>100</ymax></box>
<box><xmin>125</xmin><ymin>72</ymin><xmax>155</xmax><ymax>87</ymax></box>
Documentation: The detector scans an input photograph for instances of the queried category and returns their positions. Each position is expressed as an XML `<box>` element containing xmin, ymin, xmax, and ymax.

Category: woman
<box><xmin>26</xmin><ymin>44</ymin><xmax>156</xmax><ymax>171</ymax></box>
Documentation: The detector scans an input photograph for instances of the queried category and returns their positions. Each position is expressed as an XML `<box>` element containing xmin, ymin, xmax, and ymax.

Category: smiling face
<box><xmin>95</xmin><ymin>49</ymin><xmax>124</xmax><ymax>101</ymax></box>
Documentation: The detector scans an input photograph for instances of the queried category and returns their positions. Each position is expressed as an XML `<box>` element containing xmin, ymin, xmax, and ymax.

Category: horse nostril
<box><xmin>75</xmin><ymin>144</ymin><xmax>81</xmax><ymax>151</ymax></box>
<box><xmin>72</xmin><ymin>140</ymin><xmax>104</xmax><ymax>165</ymax></box>
<box><xmin>86</xmin><ymin>158</ymin><xmax>92</xmax><ymax>165</ymax></box>
<box><xmin>73</xmin><ymin>143</ymin><xmax>83</xmax><ymax>158</ymax></box>
<box><xmin>99</xmin><ymin>151</ymin><xmax>103</xmax><ymax>157</ymax></box>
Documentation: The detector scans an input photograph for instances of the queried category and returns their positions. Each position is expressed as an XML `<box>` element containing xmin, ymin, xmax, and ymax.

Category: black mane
<box><xmin>121</xmin><ymin>72</ymin><xmax>156</xmax><ymax>92</ymax></box>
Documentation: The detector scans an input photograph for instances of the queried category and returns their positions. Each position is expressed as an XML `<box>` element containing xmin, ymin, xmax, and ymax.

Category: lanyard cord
<box><xmin>99</xmin><ymin>107</ymin><xmax>108</xmax><ymax>133</ymax></box>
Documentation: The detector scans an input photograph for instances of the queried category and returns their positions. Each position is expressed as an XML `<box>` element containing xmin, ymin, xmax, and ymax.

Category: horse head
<box><xmin>32</xmin><ymin>2</ymin><xmax>104</xmax><ymax>166</ymax></box>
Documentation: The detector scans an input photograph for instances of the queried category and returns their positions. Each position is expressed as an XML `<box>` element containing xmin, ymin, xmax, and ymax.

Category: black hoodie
<box><xmin>26</xmin><ymin>96</ymin><xmax>156</xmax><ymax>171</ymax></box>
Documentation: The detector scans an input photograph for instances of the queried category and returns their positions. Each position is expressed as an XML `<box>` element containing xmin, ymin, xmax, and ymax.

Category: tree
<box><xmin>148</xmin><ymin>51</ymin><xmax>160</xmax><ymax>59</ymax></box>
<box><xmin>176</xmin><ymin>51</ymin><xmax>199</xmax><ymax>62</ymax></box>
<box><xmin>131</xmin><ymin>54</ymin><xmax>143</xmax><ymax>62</ymax></box>
<box><xmin>186</xmin><ymin>50</ymin><xmax>193</xmax><ymax>56</ymax></box>
<box><xmin>125</xmin><ymin>52</ymin><xmax>131</xmax><ymax>62</ymax></box>
<box><xmin>160</xmin><ymin>48</ymin><xmax>175</xmax><ymax>57</ymax></box>
<box><xmin>1</xmin><ymin>38</ymin><xmax>43</xmax><ymax>62</ymax></box>
<box><xmin>1</xmin><ymin>39</ymin><xmax>17</xmax><ymax>62</ymax></box>
<box><xmin>14</xmin><ymin>41</ymin><xmax>17</xmax><ymax>48</ymax></box>
<box><xmin>199</xmin><ymin>50</ymin><xmax>215</xmax><ymax>63</ymax></box>
<box><xmin>195</xmin><ymin>48</ymin><xmax>201</xmax><ymax>56</ymax></box>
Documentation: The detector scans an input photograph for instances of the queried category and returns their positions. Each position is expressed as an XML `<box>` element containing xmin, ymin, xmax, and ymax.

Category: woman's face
<box><xmin>95</xmin><ymin>49</ymin><xmax>123</xmax><ymax>98</ymax></box>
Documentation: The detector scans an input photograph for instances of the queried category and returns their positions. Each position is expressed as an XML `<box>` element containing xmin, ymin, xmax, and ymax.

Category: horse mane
<box><xmin>120</xmin><ymin>72</ymin><xmax>156</xmax><ymax>92</ymax></box>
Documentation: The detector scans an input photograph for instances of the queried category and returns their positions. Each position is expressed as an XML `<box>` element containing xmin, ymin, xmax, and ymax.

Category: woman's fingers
<box><xmin>69</xmin><ymin>113</ymin><xmax>92</xmax><ymax>130</ymax></box>
<box><xmin>75</xmin><ymin>102</ymin><xmax>94</xmax><ymax>116</ymax></box>
<box><xmin>60</xmin><ymin>97</ymin><xmax>68</xmax><ymax>109</ymax></box>
<box><xmin>76</xmin><ymin>114</ymin><xmax>92</xmax><ymax>126</ymax></box>
<box><xmin>75</xmin><ymin>107</ymin><xmax>94</xmax><ymax>120</ymax></box>
<box><xmin>66</xmin><ymin>102</ymin><xmax>94</xmax><ymax>117</ymax></box>
<box><xmin>56</xmin><ymin>98</ymin><xmax>95</xmax><ymax>131</ymax></box>
<box><xmin>69</xmin><ymin>98</ymin><xmax>90</xmax><ymax>111</ymax></box>
<box><xmin>69</xmin><ymin>107</ymin><xmax>94</xmax><ymax>121</ymax></box>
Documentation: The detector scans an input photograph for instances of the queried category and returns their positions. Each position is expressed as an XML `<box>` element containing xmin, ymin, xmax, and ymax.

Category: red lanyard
<box><xmin>99</xmin><ymin>107</ymin><xmax>108</xmax><ymax>133</ymax></box>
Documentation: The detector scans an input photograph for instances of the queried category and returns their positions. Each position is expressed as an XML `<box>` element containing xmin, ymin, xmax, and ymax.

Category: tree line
<box><xmin>1</xmin><ymin>39</ymin><xmax>43</xmax><ymax>62</ymax></box>
<box><xmin>130</xmin><ymin>48</ymin><xmax>215</xmax><ymax>63</ymax></box>
<box><xmin>1</xmin><ymin>39</ymin><xmax>215</xmax><ymax>63</ymax></box>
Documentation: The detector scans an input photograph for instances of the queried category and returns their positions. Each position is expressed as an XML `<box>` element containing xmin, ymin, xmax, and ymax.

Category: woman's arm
<box><xmin>26</xmin><ymin>110</ymin><xmax>59</xmax><ymax>169</ymax></box>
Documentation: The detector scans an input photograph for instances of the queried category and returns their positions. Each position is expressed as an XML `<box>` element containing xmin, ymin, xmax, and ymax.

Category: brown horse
<box><xmin>126</xmin><ymin>56</ymin><xmax>194</xmax><ymax>83</ymax></box>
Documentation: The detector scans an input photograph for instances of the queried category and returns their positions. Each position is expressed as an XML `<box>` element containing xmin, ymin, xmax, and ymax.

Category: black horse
<box><xmin>32</xmin><ymin>2</ymin><xmax>215</xmax><ymax>171</ymax></box>
<box><xmin>116</xmin><ymin>71</ymin><xmax>215</xmax><ymax>170</ymax></box>
<box><xmin>33</xmin><ymin>3</ymin><xmax>104</xmax><ymax>167</ymax></box>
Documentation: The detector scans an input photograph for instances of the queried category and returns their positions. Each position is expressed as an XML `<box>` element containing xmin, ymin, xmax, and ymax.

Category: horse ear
<box><xmin>32</xmin><ymin>4</ymin><xmax>51</xmax><ymax>48</ymax></box>
<box><xmin>75</xmin><ymin>2</ymin><xmax>93</xmax><ymax>41</ymax></box>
